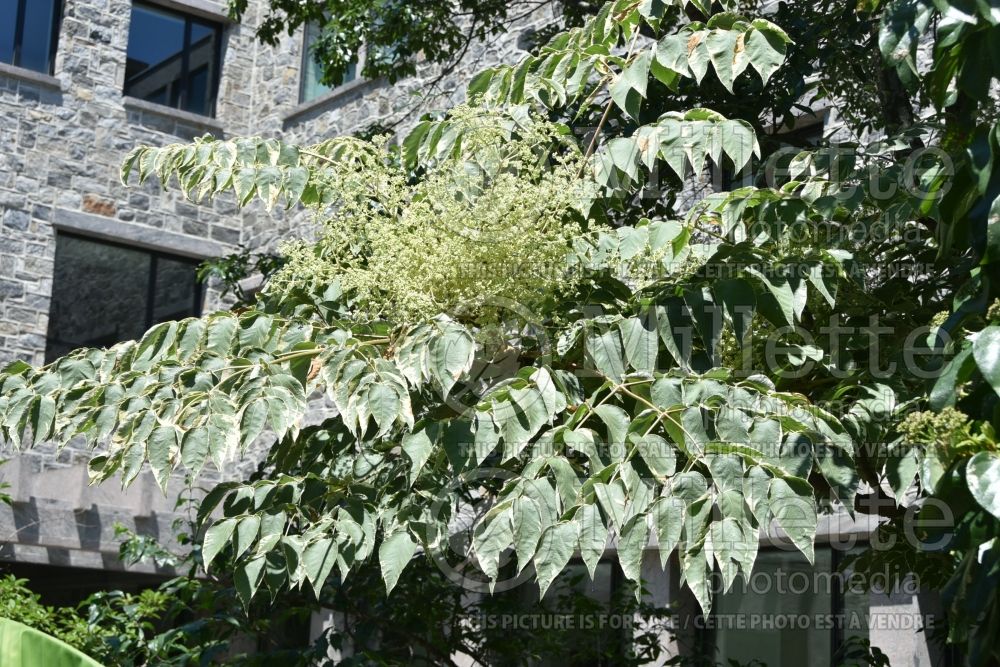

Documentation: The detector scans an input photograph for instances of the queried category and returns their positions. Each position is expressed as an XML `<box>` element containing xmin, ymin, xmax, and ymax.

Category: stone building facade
<box><xmin>0</xmin><ymin>0</ymin><xmax>547</xmax><ymax>607</ymax></box>
<box><xmin>0</xmin><ymin>0</ymin><xmax>948</xmax><ymax>664</ymax></box>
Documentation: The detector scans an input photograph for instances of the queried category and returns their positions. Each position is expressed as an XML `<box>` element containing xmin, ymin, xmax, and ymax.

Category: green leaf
<box><xmin>512</xmin><ymin>497</ymin><xmax>544</xmax><ymax>573</ymax></box>
<box><xmin>181</xmin><ymin>426</ymin><xmax>210</xmax><ymax>475</ymax></box>
<box><xmin>368</xmin><ymin>383</ymin><xmax>401</xmax><ymax>435</ymax></box>
<box><xmin>966</xmin><ymin>452</ymin><xmax>1000</xmax><ymax>520</ymax></box>
<box><xmin>564</xmin><ymin>428</ymin><xmax>603</xmax><ymax>467</ymax></box>
<box><xmin>650</xmin><ymin>496</ymin><xmax>685</xmax><ymax>567</ymax></box>
<box><xmin>768</xmin><ymin>477</ymin><xmax>816</xmax><ymax>563</ymax></box>
<box><xmin>431</xmin><ymin>322</ymin><xmax>475</xmax><ymax>397</ymax></box>
<box><xmin>594</xmin><ymin>481</ymin><xmax>628</xmax><ymax>530</ymax></box>
<box><xmin>473</xmin><ymin>503</ymin><xmax>514</xmax><ymax>583</ymax></box>
<box><xmin>815</xmin><ymin>442</ymin><xmax>859</xmax><ymax>509</ymax></box>
<box><xmin>651</xmin><ymin>377</ymin><xmax>683</xmax><ymax>408</ymax></box>
<box><xmin>886</xmin><ymin>447</ymin><xmax>920</xmax><ymax>500</ymax></box>
<box><xmin>379</xmin><ymin>530</ymin><xmax>418</xmax><ymax>594</ymax></box>
<box><xmin>401</xmin><ymin>428</ymin><xmax>434</xmax><ymax>485</ymax></box>
<box><xmin>655</xmin><ymin>33</ymin><xmax>692</xmax><ymax>79</ymax></box>
<box><xmin>256</xmin><ymin>510</ymin><xmax>286</xmax><ymax>556</ymax></box>
<box><xmin>619</xmin><ymin>315</ymin><xmax>658</xmax><ymax>374</ymax></box>
<box><xmin>919</xmin><ymin>447</ymin><xmax>947</xmax><ymax>494</ymax></box>
<box><xmin>714</xmin><ymin>278</ymin><xmax>756</xmax><ymax>343</ymax></box>
<box><xmin>202</xmin><ymin>517</ymin><xmax>238</xmax><ymax>571</ymax></box>
<box><xmin>932</xmin><ymin>345</ymin><xmax>976</xmax><ymax>410</ymax></box>
<box><xmin>586</xmin><ymin>328</ymin><xmax>626</xmax><ymax>383</ymax></box>
<box><xmin>134</xmin><ymin>321</ymin><xmax>178</xmax><ymax>367</ymax></box>
<box><xmin>303</xmin><ymin>537</ymin><xmax>338</xmax><ymax>594</ymax></box>
<box><xmin>705</xmin><ymin>29</ymin><xmax>740</xmax><ymax>92</ymax></box>
<box><xmin>878</xmin><ymin>0</ymin><xmax>933</xmax><ymax>84</ymax></box>
<box><xmin>522</xmin><ymin>478</ymin><xmax>560</xmax><ymax>526</ymax></box>
<box><xmin>683</xmin><ymin>287</ymin><xmax>722</xmax><ymax>359</ymax></box>
<box><xmin>546</xmin><ymin>456</ymin><xmax>581</xmax><ymax>509</ymax></box>
<box><xmin>663</xmin><ymin>407</ymin><xmax>709</xmax><ymax>456</ymax></box>
<box><xmin>205</xmin><ymin>316</ymin><xmax>237</xmax><ymax>355</ymax></box>
<box><xmin>207</xmin><ymin>412</ymin><xmax>237</xmax><ymax>471</ymax></box>
<box><xmin>576</xmin><ymin>503</ymin><xmax>608</xmax><ymax>580</ymax></box>
<box><xmin>30</xmin><ymin>395</ymin><xmax>55</xmax><ymax>443</ymax></box>
<box><xmin>744</xmin><ymin>23</ymin><xmax>788</xmax><ymax>84</ymax></box>
<box><xmin>533</xmin><ymin>521</ymin><xmax>579</xmax><ymax>598</ymax></box>
<box><xmin>235</xmin><ymin>555</ymin><xmax>266</xmax><ymax>609</ymax></box>
<box><xmin>806</xmin><ymin>262</ymin><xmax>837</xmax><ymax>307</ymax></box>
<box><xmin>679</xmin><ymin>545</ymin><xmax>713</xmax><ymax>613</ymax></box>
<box><xmin>234</xmin><ymin>515</ymin><xmax>261</xmax><ymax>560</ymax></box>
<box><xmin>686</xmin><ymin>31</ymin><xmax>711</xmax><ymax>83</ymax></box>
<box><xmin>633</xmin><ymin>433</ymin><xmax>677</xmax><ymax>479</ymax></box>
<box><xmin>747</xmin><ymin>268</ymin><xmax>796</xmax><ymax>327</ymax></box>
<box><xmin>710</xmin><ymin>517</ymin><xmax>755</xmax><ymax>592</ymax></box>
<box><xmin>617</xmin><ymin>514</ymin><xmax>648</xmax><ymax>585</ymax></box>
<box><xmin>473</xmin><ymin>411</ymin><xmax>501</xmax><ymax>464</ymax></box>
<box><xmin>654</xmin><ymin>301</ymin><xmax>693</xmax><ymax>370</ymax></box>
<box><xmin>610</xmin><ymin>50</ymin><xmax>653</xmax><ymax>119</ymax></box>
<box><xmin>708</xmin><ymin>453</ymin><xmax>745</xmax><ymax>493</ymax></box>
<box><xmin>593</xmin><ymin>404</ymin><xmax>630</xmax><ymax>449</ymax></box>
<box><xmin>239</xmin><ymin>399</ymin><xmax>269</xmax><ymax>449</ymax></box>
<box><xmin>0</xmin><ymin>617</ymin><xmax>105</xmax><ymax>665</ymax></box>
<box><xmin>147</xmin><ymin>425</ymin><xmax>177</xmax><ymax>490</ymax></box>
<box><xmin>973</xmin><ymin>326</ymin><xmax>1000</xmax><ymax>397</ymax></box>
<box><xmin>671</xmin><ymin>470</ymin><xmax>708</xmax><ymax>502</ymax></box>
<box><xmin>985</xmin><ymin>196</ymin><xmax>1000</xmax><ymax>263</ymax></box>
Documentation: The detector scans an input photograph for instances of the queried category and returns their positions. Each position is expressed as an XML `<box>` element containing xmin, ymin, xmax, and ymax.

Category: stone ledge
<box><xmin>123</xmin><ymin>96</ymin><xmax>225</xmax><ymax>135</ymax></box>
<box><xmin>52</xmin><ymin>208</ymin><xmax>233</xmax><ymax>260</ymax></box>
<box><xmin>238</xmin><ymin>273</ymin><xmax>265</xmax><ymax>296</ymax></box>
<box><xmin>0</xmin><ymin>542</ymin><xmax>178</xmax><ymax>576</ymax></box>
<box><xmin>0</xmin><ymin>62</ymin><xmax>62</xmax><ymax>91</ymax></box>
<box><xmin>143</xmin><ymin>0</ymin><xmax>233</xmax><ymax>23</ymax></box>
<box><xmin>282</xmin><ymin>77</ymin><xmax>385</xmax><ymax>126</ymax></box>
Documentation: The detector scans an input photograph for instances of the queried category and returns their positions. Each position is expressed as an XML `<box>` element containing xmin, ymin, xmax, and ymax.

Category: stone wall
<box><xmin>0</xmin><ymin>0</ymin><xmax>262</xmax><ymax>574</ymax></box>
<box><xmin>0</xmin><ymin>0</ymin><xmax>246</xmax><ymax>369</ymax></box>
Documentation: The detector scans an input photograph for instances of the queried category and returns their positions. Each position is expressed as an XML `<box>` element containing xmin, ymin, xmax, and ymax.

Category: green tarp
<box><xmin>0</xmin><ymin>618</ymin><xmax>103</xmax><ymax>667</ymax></box>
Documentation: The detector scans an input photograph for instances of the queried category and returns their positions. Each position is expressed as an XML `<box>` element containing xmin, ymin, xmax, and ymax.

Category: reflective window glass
<box><xmin>1</xmin><ymin>0</ymin><xmax>62</xmax><ymax>74</ymax></box>
<box><xmin>152</xmin><ymin>256</ymin><xmax>200</xmax><ymax>323</ymax></box>
<box><xmin>46</xmin><ymin>235</ymin><xmax>203</xmax><ymax>362</ymax></box>
<box><xmin>124</xmin><ymin>3</ymin><xmax>222</xmax><ymax>116</ymax></box>
<box><xmin>713</xmin><ymin>547</ymin><xmax>870</xmax><ymax>666</ymax></box>
<box><xmin>300</xmin><ymin>21</ymin><xmax>357</xmax><ymax>104</ymax></box>
<box><xmin>0</xmin><ymin>0</ymin><xmax>16</xmax><ymax>65</ymax></box>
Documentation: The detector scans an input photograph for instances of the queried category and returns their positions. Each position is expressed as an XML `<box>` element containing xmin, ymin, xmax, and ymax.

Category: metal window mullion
<box><xmin>179</xmin><ymin>19</ymin><xmax>192</xmax><ymax>111</ymax></box>
<box><xmin>146</xmin><ymin>254</ymin><xmax>158</xmax><ymax>330</ymax></box>
<box><xmin>48</xmin><ymin>0</ymin><xmax>63</xmax><ymax>74</ymax></box>
<box><xmin>192</xmin><ymin>259</ymin><xmax>204</xmax><ymax>317</ymax></box>
<box><xmin>12</xmin><ymin>0</ymin><xmax>27</xmax><ymax>66</ymax></box>
<box><xmin>209</xmin><ymin>23</ymin><xmax>222</xmax><ymax>116</ymax></box>
<box><xmin>830</xmin><ymin>546</ymin><xmax>844</xmax><ymax>661</ymax></box>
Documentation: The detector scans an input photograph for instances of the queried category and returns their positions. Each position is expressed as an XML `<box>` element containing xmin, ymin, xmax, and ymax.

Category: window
<box><xmin>481</xmin><ymin>559</ymin><xmax>631</xmax><ymax>667</ymax></box>
<box><xmin>45</xmin><ymin>234</ymin><xmax>203</xmax><ymax>362</ymax></box>
<box><xmin>300</xmin><ymin>21</ymin><xmax>357</xmax><ymax>104</ymax></box>
<box><xmin>124</xmin><ymin>2</ymin><xmax>222</xmax><ymax>116</ymax></box>
<box><xmin>709</xmin><ymin>547</ymin><xmax>869</xmax><ymax>666</ymax></box>
<box><xmin>0</xmin><ymin>0</ymin><xmax>62</xmax><ymax>74</ymax></box>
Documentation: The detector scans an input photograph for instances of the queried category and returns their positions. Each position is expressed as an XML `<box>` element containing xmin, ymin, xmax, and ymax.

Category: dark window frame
<box><xmin>4</xmin><ymin>0</ymin><xmax>63</xmax><ymax>74</ymax></box>
<box><xmin>124</xmin><ymin>1</ymin><xmax>224</xmax><ymax>117</ymax></box>
<box><xmin>45</xmin><ymin>232</ymin><xmax>205</xmax><ymax>362</ymax></box>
